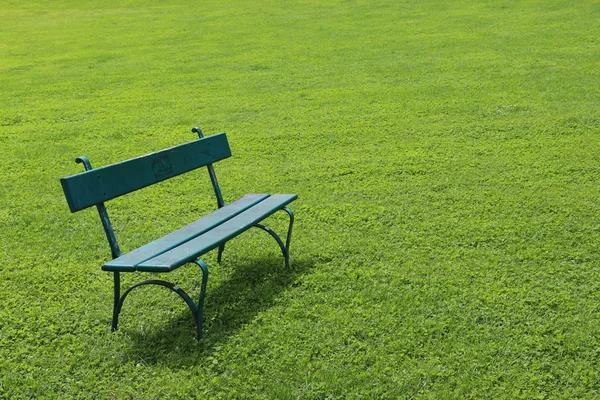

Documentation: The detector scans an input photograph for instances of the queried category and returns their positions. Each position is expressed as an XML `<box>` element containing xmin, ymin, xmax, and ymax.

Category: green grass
<box><xmin>1</xmin><ymin>0</ymin><xmax>600</xmax><ymax>398</ymax></box>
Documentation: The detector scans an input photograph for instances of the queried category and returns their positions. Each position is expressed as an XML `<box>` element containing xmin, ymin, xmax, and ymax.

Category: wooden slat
<box><xmin>60</xmin><ymin>133</ymin><xmax>231</xmax><ymax>212</ymax></box>
<box><xmin>137</xmin><ymin>194</ymin><xmax>298</xmax><ymax>272</ymax></box>
<box><xmin>102</xmin><ymin>194</ymin><xmax>270</xmax><ymax>272</ymax></box>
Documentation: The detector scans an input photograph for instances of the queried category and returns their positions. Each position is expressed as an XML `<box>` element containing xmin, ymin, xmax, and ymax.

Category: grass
<box><xmin>1</xmin><ymin>0</ymin><xmax>599</xmax><ymax>398</ymax></box>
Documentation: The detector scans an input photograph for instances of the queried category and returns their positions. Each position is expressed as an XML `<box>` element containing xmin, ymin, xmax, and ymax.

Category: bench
<box><xmin>60</xmin><ymin>127</ymin><xmax>297</xmax><ymax>339</ymax></box>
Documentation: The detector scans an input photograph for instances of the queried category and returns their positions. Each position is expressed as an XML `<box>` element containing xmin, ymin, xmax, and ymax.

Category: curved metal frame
<box><xmin>111</xmin><ymin>259</ymin><xmax>209</xmax><ymax>339</ymax></box>
<box><xmin>217</xmin><ymin>207</ymin><xmax>295</xmax><ymax>269</ymax></box>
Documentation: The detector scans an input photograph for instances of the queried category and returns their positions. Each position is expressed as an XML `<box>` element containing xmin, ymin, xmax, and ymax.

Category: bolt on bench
<box><xmin>60</xmin><ymin>127</ymin><xmax>297</xmax><ymax>339</ymax></box>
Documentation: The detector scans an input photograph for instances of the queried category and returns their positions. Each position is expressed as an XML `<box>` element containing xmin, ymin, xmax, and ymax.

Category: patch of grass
<box><xmin>1</xmin><ymin>0</ymin><xmax>600</xmax><ymax>398</ymax></box>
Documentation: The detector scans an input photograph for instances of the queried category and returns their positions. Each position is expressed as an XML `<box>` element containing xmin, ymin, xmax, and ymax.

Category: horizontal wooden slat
<box><xmin>102</xmin><ymin>194</ymin><xmax>270</xmax><ymax>272</ymax></box>
<box><xmin>137</xmin><ymin>194</ymin><xmax>298</xmax><ymax>272</ymax></box>
<box><xmin>60</xmin><ymin>133</ymin><xmax>231</xmax><ymax>212</ymax></box>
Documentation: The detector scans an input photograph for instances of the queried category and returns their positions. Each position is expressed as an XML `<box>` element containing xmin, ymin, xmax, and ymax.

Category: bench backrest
<box><xmin>61</xmin><ymin>132</ymin><xmax>231</xmax><ymax>213</ymax></box>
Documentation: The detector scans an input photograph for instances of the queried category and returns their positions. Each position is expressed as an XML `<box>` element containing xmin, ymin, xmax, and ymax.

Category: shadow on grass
<box><xmin>121</xmin><ymin>256</ymin><xmax>314</xmax><ymax>367</ymax></box>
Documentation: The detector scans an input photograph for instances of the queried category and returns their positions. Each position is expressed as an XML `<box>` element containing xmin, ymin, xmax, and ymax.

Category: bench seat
<box><xmin>137</xmin><ymin>194</ymin><xmax>297</xmax><ymax>272</ymax></box>
<box><xmin>103</xmin><ymin>194</ymin><xmax>297</xmax><ymax>272</ymax></box>
<box><xmin>102</xmin><ymin>194</ymin><xmax>269</xmax><ymax>272</ymax></box>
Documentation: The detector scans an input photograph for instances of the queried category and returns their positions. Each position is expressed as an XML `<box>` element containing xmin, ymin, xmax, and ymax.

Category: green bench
<box><xmin>60</xmin><ymin>127</ymin><xmax>297</xmax><ymax>339</ymax></box>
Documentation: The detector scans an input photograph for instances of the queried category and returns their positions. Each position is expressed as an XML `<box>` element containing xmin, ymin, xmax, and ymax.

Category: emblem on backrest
<box><xmin>151</xmin><ymin>155</ymin><xmax>173</xmax><ymax>179</ymax></box>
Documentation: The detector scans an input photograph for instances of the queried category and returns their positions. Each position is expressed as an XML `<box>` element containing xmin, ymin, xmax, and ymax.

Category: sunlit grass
<box><xmin>1</xmin><ymin>0</ymin><xmax>599</xmax><ymax>398</ymax></box>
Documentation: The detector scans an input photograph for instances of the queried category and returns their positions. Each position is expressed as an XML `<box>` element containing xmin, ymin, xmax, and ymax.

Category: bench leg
<box><xmin>253</xmin><ymin>206</ymin><xmax>295</xmax><ymax>269</ymax></box>
<box><xmin>192</xmin><ymin>259</ymin><xmax>209</xmax><ymax>340</ymax></box>
<box><xmin>109</xmin><ymin>261</ymin><xmax>209</xmax><ymax>340</ymax></box>
<box><xmin>254</xmin><ymin>223</ymin><xmax>287</xmax><ymax>267</ymax></box>
<box><xmin>283</xmin><ymin>207</ymin><xmax>295</xmax><ymax>260</ymax></box>
<box><xmin>111</xmin><ymin>272</ymin><xmax>121</xmax><ymax>332</ymax></box>
<box><xmin>217</xmin><ymin>243</ymin><xmax>225</xmax><ymax>264</ymax></box>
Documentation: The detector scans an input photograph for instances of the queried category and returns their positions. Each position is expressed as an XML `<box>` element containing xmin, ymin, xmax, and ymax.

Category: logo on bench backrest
<box><xmin>152</xmin><ymin>155</ymin><xmax>174</xmax><ymax>179</ymax></box>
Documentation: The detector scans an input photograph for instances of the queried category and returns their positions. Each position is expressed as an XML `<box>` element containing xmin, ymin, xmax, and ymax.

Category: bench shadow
<box><xmin>120</xmin><ymin>255</ymin><xmax>314</xmax><ymax>367</ymax></box>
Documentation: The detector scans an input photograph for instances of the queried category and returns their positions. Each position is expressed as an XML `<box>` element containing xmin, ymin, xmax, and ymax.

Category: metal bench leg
<box><xmin>253</xmin><ymin>206</ymin><xmax>295</xmax><ymax>269</ymax></box>
<box><xmin>217</xmin><ymin>243</ymin><xmax>225</xmax><ymax>264</ymax></box>
<box><xmin>110</xmin><ymin>260</ymin><xmax>209</xmax><ymax>340</ymax></box>
<box><xmin>282</xmin><ymin>207</ymin><xmax>295</xmax><ymax>261</ymax></box>
<box><xmin>254</xmin><ymin>223</ymin><xmax>287</xmax><ymax>267</ymax></box>
<box><xmin>111</xmin><ymin>272</ymin><xmax>121</xmax><ymax>331</ymax></box>
<box><xmin>192</xmin><ymin>259</ymin><xmax>209</xmax><ymax>340</ymax></box>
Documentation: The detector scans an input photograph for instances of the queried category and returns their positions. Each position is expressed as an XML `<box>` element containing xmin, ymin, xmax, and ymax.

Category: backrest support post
<box><xmin>192</xmin><ymin>127</ymin><xmax>225</xmax><ymax>209</ymax></box>
<box><xmin>76</xmin><ymin>157</ymin><xmax>122</xmax><ymax>259</ymax></box>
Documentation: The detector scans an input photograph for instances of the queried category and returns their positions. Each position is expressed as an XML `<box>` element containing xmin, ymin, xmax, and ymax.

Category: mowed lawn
<box><xmin>1</xmin><ymin>0</ymin><xmax>599</xmax><ymax>398</ymax></box>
